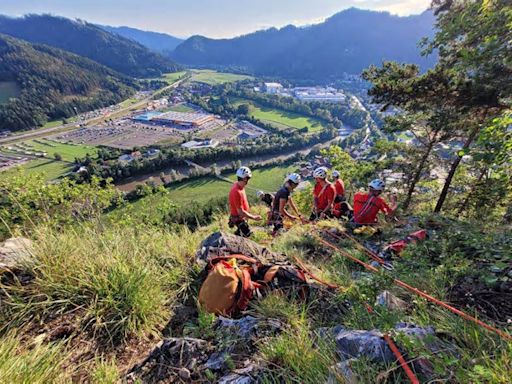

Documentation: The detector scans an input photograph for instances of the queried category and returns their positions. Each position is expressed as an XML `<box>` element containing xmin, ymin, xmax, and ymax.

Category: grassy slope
<box><xmin>232</xmin><ymin>98</ymin><xmax>325</xmax><ymax>133</ymax></box>
<box><xmin>112</xmin><ymin>165</ymin><xmax>294</xmax><ymax>218</ymax></box>
<box><xmin>190</xmin><ymin>69</ymin><xmax>253</xmax><ymax>85</ymax></box>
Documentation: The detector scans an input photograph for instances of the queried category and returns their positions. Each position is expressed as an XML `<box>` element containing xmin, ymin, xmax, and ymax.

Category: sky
<box><xmin>0</xmin><ymin>0</ymin><xmax>432</xmax><ymax>38</ymax></box>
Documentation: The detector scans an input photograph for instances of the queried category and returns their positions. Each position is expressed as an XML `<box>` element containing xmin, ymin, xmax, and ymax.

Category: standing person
<box><xmin>256</xmin><ymin>190</ymin><xmax>274</xmax><ymax>225</ymax></box>
<box><xmin>353</xmin><ymin>179</ymin><xmax>397</xmax><ymax>226</ymax></box>
<box><xmin>332</xmin><ymin>170</ymin><xmax>352</xmax><ymax>218</ymax></box>
<box><xmin>270</xmin><ymin>173</ymin><xmax>304</xmax><ymax>235</ymax></box>
<box><xmin>256</xmin><ymin>190</ymin><xmax>274</xmax><ymax>208</ymax></box>
<box><xmin>228</xmin><ymin>167</ymin><xmax>262</xmax><ymax>237</ymax></box>
<box><xmin>310</xmin><ymin>167</ymin><xmax>336</xmax><ymax>221</ymax></box>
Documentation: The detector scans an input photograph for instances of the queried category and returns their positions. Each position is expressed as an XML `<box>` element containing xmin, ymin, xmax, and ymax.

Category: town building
<box><xmin>264</xmin><ymin>82</ymin><xmax>284</xmax><ymax>94</ymax></box>
<box><xmin>181</xmin><ymin>139</ymin><xmax>219</xmax><ymax>149</ymax></box>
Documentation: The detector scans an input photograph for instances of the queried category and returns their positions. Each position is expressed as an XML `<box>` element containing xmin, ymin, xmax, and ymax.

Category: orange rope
<box><xmin>312</xmin><ymin>232</ymin><xmax>512</xmax><ymax>342</ymax></box>
<box><xmin>383</xmin><ymin>334</ymin><xmax>420</xmax><ymax>384</ymax></box>
<box><xmin>323</xmin><ymin>229</ymin><xmax>387</xmax><ymax>265</ymax></box>
<box><xmin>291</xmin><ymin>254</ymin><xmax>339</xmax><ymax>289</ymax></box>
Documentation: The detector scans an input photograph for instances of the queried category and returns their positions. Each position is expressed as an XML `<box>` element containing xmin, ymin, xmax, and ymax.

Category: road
<box><xmin>0</xmin><ymin>73</ymin><xmax>190</xmax><ymax>145</ymax></box>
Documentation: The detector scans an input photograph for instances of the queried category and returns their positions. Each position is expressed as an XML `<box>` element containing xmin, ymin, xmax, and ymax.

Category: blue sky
<box><xmin>0</xmin><ymin>0</ymin><xmax>431</xmax><ymax>38</ymax></box>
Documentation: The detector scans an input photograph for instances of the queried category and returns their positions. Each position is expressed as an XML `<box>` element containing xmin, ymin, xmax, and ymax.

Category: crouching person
<box><xmin>270</xmin><ymin>173</ymin><xmax>305</xmax><ymax>236</ymax></box>
<box><xmin>352</xmin><ymin>179</ymin><xmax>397</xmax><ymax>226</ymax></box>
<box><xmin>310</xmin><ymin>167</ymin><xmax>336</xmax><ymax>221</ymax></box>
<box><xmin>228</xmin><ymin>167</ymin><xmax>262</xmax><ymax>237</ymax></box>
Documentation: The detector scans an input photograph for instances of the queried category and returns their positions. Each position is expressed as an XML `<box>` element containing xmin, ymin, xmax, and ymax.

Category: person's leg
<box><xmin>238</xmin><ymin>220</ymin><xmax>252</xmax><ymax>237</ymax></box>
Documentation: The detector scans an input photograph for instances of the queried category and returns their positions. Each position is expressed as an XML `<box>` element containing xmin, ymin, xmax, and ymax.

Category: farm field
<box><xmin>190</xmin><ymin>70</ymin><xmax>253</xmax><ymax>85</ymax></box>
<box><xmin>161</xmin><ymin>71</ymin><xmax>188</xmax><ymax>84</ymax></box>
<box><xmin>166</xmin><ymin>103</ymin><xmax>196</xmax><ymax>113</ymax></box>
<box><xmin>0</xmin><ymin>81</ymin><xmax>21</xmax><ymax>103</ymax></box>
<box><xmin>112</xmin><ymin>165</ymin><xmax>295</xmax><ymax>220</ymax></box>
<box><xmin>232</xmin><ymin>99</ymin><xmax>325</xmax><ymax>133</ymax></box>
<box><xmin>4</xmin><ymin>158</ymin><xmax>73</xmax><ymax>181</ymax></box>
<box><xmin>17</xmin><ymin>138</ymin><xmax>98</xmax><ymax>162</ymax></box>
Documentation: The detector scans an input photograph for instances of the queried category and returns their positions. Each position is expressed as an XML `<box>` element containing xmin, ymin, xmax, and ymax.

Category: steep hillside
<box><xmin>100</xmin><ymin>25</ymin><xmax>183</xmax><ymax>54</ymax></box>
<box><xmin>172</xmin><ymin>8</ymin><xmax>436</xmax><ymax>81</ymax></box>
<box><xmin>0</xmin><ymin>14</ymin><xmax>181</xmax><ymax>78</ymax></box>
<box><xmin>0</xmin><ymin>34</ymin><xmax>136</xmax><ymax>131</ymax></box>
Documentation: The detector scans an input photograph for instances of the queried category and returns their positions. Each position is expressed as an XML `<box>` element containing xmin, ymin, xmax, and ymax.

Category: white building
<box><xmin>181</xmin><ymin>139</ymin><xmax>219</xmax><ymax>149</ymax></box>
<box><xmin>264</xmin><ymin>82</ymin><xmax>284</xmax><ymax>94</ymax></box>
<box><xmin>292</xmin><ymin>87</ymin><xmax>346</xmax><ymax>103</ymax></box>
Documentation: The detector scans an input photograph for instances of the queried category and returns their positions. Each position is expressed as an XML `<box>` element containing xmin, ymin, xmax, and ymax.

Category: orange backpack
<box><xmin>198</xmin><ymin>255</ymin><xmax>261</xmax><ymax>316</ymax></box>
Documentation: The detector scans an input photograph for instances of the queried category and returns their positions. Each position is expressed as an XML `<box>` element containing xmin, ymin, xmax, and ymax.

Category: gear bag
<box><xmin>198</xmin><ymin>254</ymin><xmax>261</xmax><ymax>316</ymax></box>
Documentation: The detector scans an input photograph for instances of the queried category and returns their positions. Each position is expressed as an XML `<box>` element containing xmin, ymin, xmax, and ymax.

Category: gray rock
<box><xmin>333</xmin><ymin>329</ymin><xmax>395</xmax><ymax>363</ymax></box>
<box><xmin>206</xmin><ymin>351</ymin><xmax>231</xmax><ymax>370</ymax></box>
<box><xmin>178</xmin><ymin>367</ymin><xmax>191</xmax><ymax>380</ymax></box>
<box><xmin>219</xmin><ymin>316</ymin><xmax>259</xmax><ymax>338</ymax></box>
<box><xmin>328</xmin><ymin>359</ymin><xmax>358</xmax><ymax>384</ymax></box>
<box><xmin>0</xmin><ymin>237</ymin><xmax>33</xmax><ymax>272</ymax></box>
<box><xmin>218</xmin><ymin>373</ymin><xmax>253</xmax><ymax>384</ymax></box>
<box><xmin>196</xmin><ymin>231</ymin><xmax>282</xmax><ymax>264</ymax></box>
<box><xmin>375</xmin><ymin>291</ymin><xmax>409</xmax><ymax>311</ymax></box>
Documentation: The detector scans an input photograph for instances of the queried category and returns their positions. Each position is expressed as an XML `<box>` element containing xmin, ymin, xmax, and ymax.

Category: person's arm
<box><xmin>237</xmin><ymin>207</ymin><xmax>261</xmax><ymax>220</ymax></box>
<box><xmin>288</xmin><ymin>197</ymin><xmax>302</xmax><ymax>218</ymax></box>
<box><xmin>279</xmin><ymin>198</ymin><xmax>296</xmax><ymax>220</ymax></box>
<box><xmin>380</xmin><ymin>196</ymin><xmax>397</xmax><ymax>216</ymax></box>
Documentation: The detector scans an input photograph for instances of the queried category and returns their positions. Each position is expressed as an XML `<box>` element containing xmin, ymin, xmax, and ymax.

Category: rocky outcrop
<box><xmin>0</xmin><ymin>237</ymin><xmax>33</xmax><ymax>272</ymax></box>
<box><xmin>196</xmin><ymin>231</ymin><xmax>284</xmax><ymax>264</ymax></box>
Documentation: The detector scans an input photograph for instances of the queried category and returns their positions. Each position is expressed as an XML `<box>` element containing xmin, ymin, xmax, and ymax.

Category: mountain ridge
<box><xmin>0</xmin><ymin>33</ymin><xmax>136</xmax><ymax>131</ymax></box>
<box><xmin>99</xmin><ymin>24</ymin><xmax>183</xmax><ymax>54</ymax></box>
<box><xmin>171</xmin><ymin>8</ymin><xmax>437</xmax><ymax>81</ymax></box>
<box><xmin>0</xmin><ymin>14</ymin><xmax>181</xmax><ymax>78</ymax></box>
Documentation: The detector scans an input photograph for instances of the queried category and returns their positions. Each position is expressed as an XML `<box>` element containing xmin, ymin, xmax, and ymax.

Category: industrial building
<box><xmin>153</xmin><ymin>112</ymin><xmax>215</xmax><ymax>128</ymax></box>
<box><xmin>133</xmin><ymin>111</ymin><xmax>215</xmax><ymax>128</ymax></box>
<box><xmin>293</xmin><ymin>87</ymin><xmax>346</xmax><ymax>103</ymax></box>
<box><xmin>264</xmin><ymin>82</ymin><xmax>284</xmax><ymax>94</ymax></box>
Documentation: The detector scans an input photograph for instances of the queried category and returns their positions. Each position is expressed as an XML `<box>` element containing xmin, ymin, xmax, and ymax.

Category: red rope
<box><xmin>323</xmin><ymin>229</ymin><xmax>387</xmax><ymax>265</ymax></box>
<box><xmin>383</xmin><ymin>334</ymin><xmax>420</xmax><ymax>384</ymax></box>
<box><xmin>312</xmin><ymin>232</ymin><xmax>512</xmax><ymax>342</ymax></box>
<box><xmin>291</xmin><ymin>254</ymin><xmax>339</xmax><ymax>289</ymax></box>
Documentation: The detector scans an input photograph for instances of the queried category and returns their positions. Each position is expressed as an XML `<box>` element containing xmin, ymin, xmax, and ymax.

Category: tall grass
<box><xmin>0</xmin><ymin>334</ymin><xmax>69</xmax><ymax>383</ymax></box>
<box><xmin>1</xmin><ymin>223</ymin><xmax>204</xmax><ymax>344</ymax></box>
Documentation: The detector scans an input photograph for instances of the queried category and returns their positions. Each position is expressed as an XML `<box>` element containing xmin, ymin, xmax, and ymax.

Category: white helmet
<box><xmin>368</xmin><ymin>179</ymin><xmax>386</xmax><ymax>191</ymax></box>
<box><xmin>313</xmin><ymin>167</ymin><xmax>328</xmax><ymax>179</ymax></box>
<box><xmin>236</xmin><ymin>166</ymin><xmax>252</xmax><ymax>179</ymax></box>
<box><xmin>285</xmin><ymin>173</ymin><xmax>301</xmax><ymax>185</ymax></box>
<box><xmin>256</xmin><ymin>190</ymin><xmax>264</xmax><ymax>198</ymax></box>
<box><xmin>332</xmin><ymin>170</ymin><xmax>340</xmax><ymax>178</ymax></box>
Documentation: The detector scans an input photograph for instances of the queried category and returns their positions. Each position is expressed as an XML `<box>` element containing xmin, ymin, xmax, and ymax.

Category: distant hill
<box><xmin>172</xmin><ymin>8</ymin><xmax>436</xmax><ymax>81</ymax></box>
<box><xmin>0</xmin><ymin>34</ymin><xmax>136</xmax><ymax>131</ymax></box>
<box><xmin>100</xmin><ymin>25</ymin><xmax>183</xmax><ymax>54</ymax></box>
<box><xmin>0</xmin><ymin>14</ymin><xmax>181</xmax><ymax>78</ymax></box>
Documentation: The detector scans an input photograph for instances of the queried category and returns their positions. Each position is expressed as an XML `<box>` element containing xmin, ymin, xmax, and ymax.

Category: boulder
<box><xmin>0</xmin><ymin>237</ymin><xmax>33</xmax><ymax>272</ymax></box>
<box><xmin>196</xmin><ymin>231</ymin><xmax>283</xmax><ymax>264</ymax></box>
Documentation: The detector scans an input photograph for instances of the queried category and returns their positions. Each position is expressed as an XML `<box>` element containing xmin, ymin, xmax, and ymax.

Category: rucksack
<box><xmin>198</xmin><ymin>254</ymin><xmax>261</xmax><ymax>316</ymax></box>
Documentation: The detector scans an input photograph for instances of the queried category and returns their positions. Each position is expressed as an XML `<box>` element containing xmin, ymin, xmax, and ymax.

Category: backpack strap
<box><xmin>208</xmin><ymin>254</ymin><xmax>259</xmax><ymax>267</ymax></box>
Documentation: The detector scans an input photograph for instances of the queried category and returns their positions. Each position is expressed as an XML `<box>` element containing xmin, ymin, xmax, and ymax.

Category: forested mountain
<box><xmin>100</xmin><ymin>25</ymin><xmax>183</xmax><ymax>54</ymax></box>
<box><xmin>0</xmin><ymin>14</ymin><xmax>181</xmax><ymax>78</ymax></box>
<box><xmin>0</xmin><ymin>34</ymin><xmax>136</xmax><ymax>131</ymax></box>
<box><xmin>172</xmin><ymin>8</ymin><xmax>436</xmax><ymax>81</ymax></box>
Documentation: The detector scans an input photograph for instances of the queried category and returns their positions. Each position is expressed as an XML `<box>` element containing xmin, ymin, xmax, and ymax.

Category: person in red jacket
<box><xmin>228</xmin><ymin>166</ymin><xmax>261</xmax><ymax>237</ymax></box>
<box><xmin>331</xmin><ymin>170</ymin><xmax>352</xmax><ymax>218</ymax></box>
<box><xmin>310</xmin><ymin>167</ymin><xmax>336</xmax><ymax>221</ymax></box>
<box><xmin>353</xmin><ymin>179</ymin><xmax>397</xmax><ymax>225</ymax></box>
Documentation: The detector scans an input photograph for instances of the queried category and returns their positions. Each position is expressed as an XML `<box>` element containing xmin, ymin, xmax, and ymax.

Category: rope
<box><xmin>323</xmin><ymin>229</ymin><xmax>387</xmax><ymax>265</ymax></box>
<box><xmin>383</xmin><ymin>334</ymin><xmax>420</xmax><ymax>384</ymax></box>
<box><xmin>312</xmin><ymin>232</ymin><xmax>512</xmax><ymax>342</ymax></box>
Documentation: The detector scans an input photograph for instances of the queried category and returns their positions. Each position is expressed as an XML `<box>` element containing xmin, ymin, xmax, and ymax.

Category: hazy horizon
<box><xmin>1</xmin><ymin>0</ymin><xmax>431</xmax><ymax>39</ymax></box>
